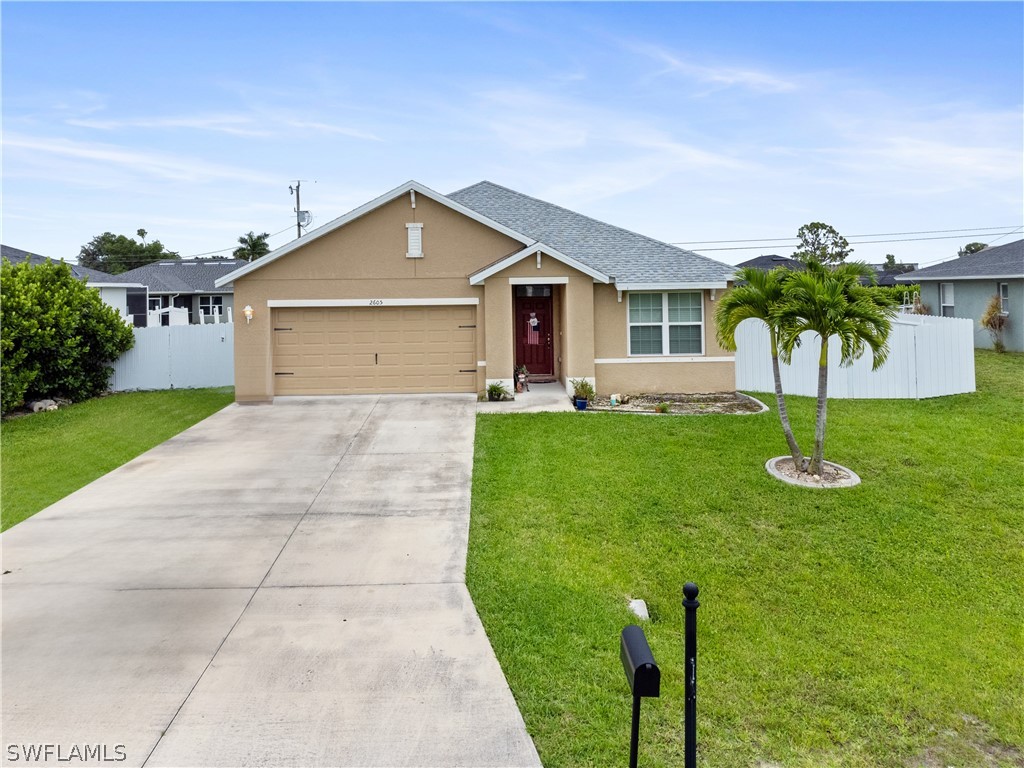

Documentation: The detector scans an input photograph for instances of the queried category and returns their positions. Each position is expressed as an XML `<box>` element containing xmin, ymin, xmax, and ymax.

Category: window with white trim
<box><xmin>199</xmin><ymin>295</ymin><xmax>224</xmax><ymax>316</ymax></box>
<box><xmin>999</xmin><ymin>282</ymin><xmax>1010</xmax><ymax>313</ymax></box>
<box><xmin>627</xmin><ymin>292</ymin><xmax>703</xmax><ymax>355</ymax></box>
<box><xmin>940</xmin><ymin>283</ymin><xmax>955</xmax><ymax>317</ymax></box>
<box><xmin>406</xmin><ymin>223</ymin><xmax>423</xmax><ymax>258</ymax></box>
<box><xmin>148</xmin><ymin>297</ymin><xmax>162</xmax><ymax>312</ymax></box>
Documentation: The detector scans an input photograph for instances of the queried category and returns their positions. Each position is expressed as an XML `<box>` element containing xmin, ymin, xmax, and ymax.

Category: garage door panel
<box><xmin>272</xmin><ymin>306</ymin><xmax>477</xmax><ymax>394</ymax></box>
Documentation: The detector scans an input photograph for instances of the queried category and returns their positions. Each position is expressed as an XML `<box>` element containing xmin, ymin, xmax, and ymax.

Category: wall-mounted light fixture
<box><xmin>242</xmin><ymin>305</ymin><xmax>254</xmax><ymax>324</ymax></box>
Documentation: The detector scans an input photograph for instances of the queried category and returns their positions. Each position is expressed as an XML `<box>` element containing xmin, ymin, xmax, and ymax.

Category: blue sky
<box><xmin>3</xmin><ymin>2</ymin><xmax>1022</xmax><ymax>268</ymax></box>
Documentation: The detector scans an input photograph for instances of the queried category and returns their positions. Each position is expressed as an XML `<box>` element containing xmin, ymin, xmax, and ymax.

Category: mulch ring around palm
<box><xmin>587</xmin><ymin>392</ymin><xmax>766</xmax><ymax>415</ymax></box>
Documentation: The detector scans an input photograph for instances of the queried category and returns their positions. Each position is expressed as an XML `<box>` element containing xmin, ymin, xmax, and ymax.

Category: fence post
<box><xmin>682</xmin><ymin>582</ymin><xmax>700</xmax><ymax>768</ymax></box>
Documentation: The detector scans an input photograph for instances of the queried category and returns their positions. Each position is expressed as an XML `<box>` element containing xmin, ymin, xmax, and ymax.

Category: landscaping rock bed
<box><xmin>587</xmin><ymin>392</ymin><xmax>767</xmax><ymax>415</ymax></box>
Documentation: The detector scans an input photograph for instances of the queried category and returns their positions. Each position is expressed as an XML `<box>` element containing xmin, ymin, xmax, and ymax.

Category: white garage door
<box><xmin>272</xmin><ymin>306</ymin><xmax>478</xmax><ymax>395</ymax></box>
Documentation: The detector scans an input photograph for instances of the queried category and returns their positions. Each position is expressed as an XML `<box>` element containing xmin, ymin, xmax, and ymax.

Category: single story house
<box><xmin>1</xmin><ymin>244</ymin><xmax>148</xmax><ymax>325</ymax></box>
<box><xmin>215</xmin><ymin>180</ymin><xmax>737</xmax><ymax>403</ymax></box>
<box><xmin>896</xmin><ymin>239</ymin><xmax>1024</xmax><ymax>351</ymax></box>
<box><xmin>109</xmin><ymin>259</ymin><xmax>245</xmax><ymax>326</ymax></box>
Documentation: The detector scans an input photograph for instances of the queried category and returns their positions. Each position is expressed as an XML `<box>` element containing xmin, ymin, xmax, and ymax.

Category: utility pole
<box><xmin>289</xmin><ymin>181</ymin><xmax>310</xmax><ymax>238</ymax></box>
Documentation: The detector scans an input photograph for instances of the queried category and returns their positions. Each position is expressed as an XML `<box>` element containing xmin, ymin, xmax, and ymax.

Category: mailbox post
<box><xmin>682</xmin><ymin>582</ymin><xmax>700</xmax><ymax>768</ymax></box>
<box><xmin>620</xmin><ymin>625</ymin><xmax>660</xmax><ymax>768</ymax></box>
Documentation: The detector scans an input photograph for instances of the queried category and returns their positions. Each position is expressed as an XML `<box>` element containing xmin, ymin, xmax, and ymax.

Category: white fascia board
<box><xmin>267</xmin><ymin>298</ymin><xmax>479</xmax><ymax>308</ymax></box>
<box><xmin>595</xmin><ymin>356</ymin><xmax>735</xmax><ymax>364</ymax></box>
<box><xmin>508</xmin><ymin>276</ymin><xmax>569</xmax><ymax>285</ymax></box>
<box><xmin>615</xmin><ymin>281</ymin><xmax>729</xmax><ymax>291</ymax></box>
<box><xmin>896</xmin><ymin>274</ymin><xmax>1022</xmax><ymax>282</ymax></box>
<box><xmin>214</xmin><ymin>180</ymin><xmax>536</xmax><ymax>288</ymax></box>
<box><xmin>468</xmin><ymin>243</ymin><xmax>611</xmax><ymax>285</ymax></box>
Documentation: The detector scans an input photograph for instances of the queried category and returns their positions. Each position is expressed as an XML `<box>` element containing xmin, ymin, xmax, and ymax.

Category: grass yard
<box><xmin>1</xmin><ymin>387</ymin><xmax>234</xmax><ymax>531</ymax></box>
<box><xmin>468</xmin><ymin>351</ymin><xmax>1023</xmax><ymax>767</ymax></box>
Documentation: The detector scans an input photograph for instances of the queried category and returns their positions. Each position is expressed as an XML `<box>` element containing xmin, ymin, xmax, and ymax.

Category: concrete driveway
<box><xmin>1</xmin><ymin>396</ymin><xmax>541</xmax><ymax>767</ymax></box>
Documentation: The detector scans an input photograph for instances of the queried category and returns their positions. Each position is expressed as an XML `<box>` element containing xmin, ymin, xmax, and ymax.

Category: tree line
<box><xmin>77</xmin><ymin>229</ymin><xmax>273</xmax><ymax>274</ymax></box>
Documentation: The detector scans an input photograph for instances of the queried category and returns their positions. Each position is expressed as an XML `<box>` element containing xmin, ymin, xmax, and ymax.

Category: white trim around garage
<box><xmin>267</xmin><ymin>298</ymin><xmax>479</xmax><ymax>308</ymax></box>
<box><xmin>595</xmin><ymin>356</ymin><xmax>735</xmax><ymax>364</ymax></box>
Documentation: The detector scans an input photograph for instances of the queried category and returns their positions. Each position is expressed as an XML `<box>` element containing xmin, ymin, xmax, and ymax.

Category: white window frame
<box><xmin>627</xmin><ymin>291</ymin><xmax>704</xmax><ymax>357</ymax></box>
<box><xmin>940</xmin><ymin>283</ymin><xmax>955</xmax><ymax>317</ymax></box>
<box><xmin>199</xmin><ymin>295</ymin><xmax>224</xmax><ymax>316</ymax></box>
<box><xmin>148</xmin><ymin>296</ymin><xmax>163</xmax><ymax>312</ymax></box>
<box><xmin>406</xmin><ymin>223</ymin><xmax>423</xmax><ymax>258</ymax></box>
<box><xmin>999</xmin><ymin>282</ymin><xmax>1010</xmax><ymax>314</ymax></box>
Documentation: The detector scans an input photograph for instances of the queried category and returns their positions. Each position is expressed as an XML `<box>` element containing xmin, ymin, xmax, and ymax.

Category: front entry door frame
<box><xmin>513</xmin><ymin>287</ymin><xmax>554</xmax><ymax>377</ymax></box>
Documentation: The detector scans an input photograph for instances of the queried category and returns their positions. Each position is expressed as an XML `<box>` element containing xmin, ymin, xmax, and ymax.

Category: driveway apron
<box><xmin>1</xmin><ymin>395</ymin><xmax>541</xmax><ymax>767</ymax></box>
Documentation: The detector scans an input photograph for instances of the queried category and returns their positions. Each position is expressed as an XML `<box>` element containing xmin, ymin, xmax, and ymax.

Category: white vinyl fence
<box><xmin>109</xmin><ymin>323</ymin><xmax>234</xmax><ymax>392</ymax></box>
<box><xmin>735</xmin><ymin>314</ymin><xmax>975</xmax><ymax>399</ymax></box>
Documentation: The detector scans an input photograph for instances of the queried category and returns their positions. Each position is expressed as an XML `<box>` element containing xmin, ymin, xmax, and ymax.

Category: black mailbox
<box><xmin>620</xmin><ymin>625</ymin><xmax>660</xmax><ymax>698</ymax></box>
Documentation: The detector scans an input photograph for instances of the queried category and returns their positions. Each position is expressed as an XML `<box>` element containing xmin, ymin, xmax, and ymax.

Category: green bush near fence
<box><xmin>0</xmin><ymin>258</ymin><xmax>135</xmax><ymax>413</ymax></box>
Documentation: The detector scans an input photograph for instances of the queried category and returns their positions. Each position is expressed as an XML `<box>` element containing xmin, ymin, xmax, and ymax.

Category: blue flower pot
<box><xmin>575</xmin><ymin>398</ymin><xmax>588</xmax><ymax>411</ymax></box>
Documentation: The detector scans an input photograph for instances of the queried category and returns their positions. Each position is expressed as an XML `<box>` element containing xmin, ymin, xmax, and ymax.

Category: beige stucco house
<box><xmin>216</xmin><ymin>181</ymin><xmax>737</xmax><ymax>403</ymax></box>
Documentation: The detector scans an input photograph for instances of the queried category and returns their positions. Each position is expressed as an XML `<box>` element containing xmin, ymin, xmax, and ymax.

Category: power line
<box><xmin>694</xmin><ymin>230</ymin><xmax>1023</xmax><ymax>252</ymax></box>
<box><xmin>182</xmin><ymin>223</ymin><xmax>295</xmax><ymax>259</ymax></box>
<box><xmin>673</xmin><ymin>225</ymin><xmax>1020</xmax><ymax>246</ymax></box>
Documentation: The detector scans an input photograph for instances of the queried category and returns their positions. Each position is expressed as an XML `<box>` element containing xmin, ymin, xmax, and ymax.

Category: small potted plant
<box><xmin>570</xmin><ymin>378</ymin><xmax>595</xmax><ymax>410</ymax></box>
<box><xmin>486</xmin><ymin>382</ymin><xmax>511</xmax><ymax>402</ymax></box>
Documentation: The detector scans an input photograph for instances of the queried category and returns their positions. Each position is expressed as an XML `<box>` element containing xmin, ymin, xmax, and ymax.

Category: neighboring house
<box><xmin>1</xmin><ymin>244</ymin><xmax>148</xmax><ymax>326</ymax></box>
<box><xmin>215</xmin><ymin>180</ymin><xmax>737</xmax><ymax>402</ymax></box>
<box><xmin>108</xmin><ymin>259</ymin><xmax>245</xmax><ymax>326</ymax></box>
<box><xmin>735</xmin><ymin>254</ymin><xmax>805</xmax><ymax>272</ymax></box>
<box><xmin>868</xmin><ymin>262</ymin><xmax>918</xmax><ymax>287</ymax></box>
<box><xmin>896</xmin><ymin>239</ymin><xmax>1024</xmax><ymax>351</ymax></box>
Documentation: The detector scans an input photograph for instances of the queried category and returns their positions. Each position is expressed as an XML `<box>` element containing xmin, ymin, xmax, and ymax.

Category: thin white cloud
<box><xmin>4</xmin><ymin>134</ymin><xmax>278</xmax><ymax>185</ymax></box>
<box><xmin>281</xmin><ymin>120</ymin><xmax>383</xmax><ymax>142</ymax></box>
<box><xmin>627</xmin><ymin>41</ymin><xmax>799</xmax><ymax>94</ymax></box>
<box><xmin>68</xmin><ymin>115</ymin><xmax>272</xmax><ymax>137</ymax></box>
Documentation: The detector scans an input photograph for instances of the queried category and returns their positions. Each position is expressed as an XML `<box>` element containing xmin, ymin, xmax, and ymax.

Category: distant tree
<box><xmin>884</xmin><ymin>254</ymin><xmax>897</xmax><ymax>269</ymax></box>
<box><xmin>792</xmin><ymin>222</ymin><xmax>852</xmax><ymax>265</ymax></box>
<box><xmin>233</xmin><ymin>231</ymin><xmax>271</xmax><ymax>262</ymax></box>
<box><xmin>78</xmin><ymin>231</ymin><xmax>178</xmax><ymax>274</ymax></box>
<box><xmin>958</xmin><ymin>242</ymin><xmax>987</xmax><ymax>257</ymax></box>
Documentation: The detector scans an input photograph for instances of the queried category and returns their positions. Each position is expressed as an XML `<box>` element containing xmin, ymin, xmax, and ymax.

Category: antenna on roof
<box><xmin>289</xmin><ymin>180</ymin><xmax>316</xmax><ymax>238</ymax></box>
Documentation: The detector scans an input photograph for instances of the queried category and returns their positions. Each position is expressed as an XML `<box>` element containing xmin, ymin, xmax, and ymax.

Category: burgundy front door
<box><xmin>514</xmin><ymin>292</ymin><xmax>554</xmax><ymax>376</ymax></box>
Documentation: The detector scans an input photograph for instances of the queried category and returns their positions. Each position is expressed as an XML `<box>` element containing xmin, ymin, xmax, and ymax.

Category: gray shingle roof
<box><xmin>735</xmin><ymin>254</ymin><xmax>805</xmax><ymax>272</ymax></box>
<box><xmin>1</xmin><ymin>244</ymin><xmax>111</xmax><ymax>282</ymax></box>
<box><xmin>896</xmin><ymin>239</ymin><xmax>1024</xmax><ymax>281</ymax></box>
<box><xmin>106</xmin><ymin>259</ymin><xmax>246</xmax><ymax>293</ymax></box>
<box><xmin>447</xmin><ymin>181</ymin><xmax>734</xmax><ymax>285</ymax></box>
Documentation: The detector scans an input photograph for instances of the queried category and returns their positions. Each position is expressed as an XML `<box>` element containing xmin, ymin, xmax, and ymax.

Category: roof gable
<box><xmin>448</xmin><ymin>181</ymin><xmax>734</xmax><ymax>287</ymax></box>
<box><xmin>215</xmin><ymin>181</ymin><xmax>536</xmax><ymax>288</ymax></box>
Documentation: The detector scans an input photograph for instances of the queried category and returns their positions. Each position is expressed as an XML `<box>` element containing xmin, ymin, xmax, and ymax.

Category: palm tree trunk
<box><xmin>770</xmin><ymin>330</ymin><xmax>806</xmax><ymax>470</ymax></box>
<box><xmin>809</xmin><ymin>339</ymin><xmax>829</xmax><ymax>476</ymax></box>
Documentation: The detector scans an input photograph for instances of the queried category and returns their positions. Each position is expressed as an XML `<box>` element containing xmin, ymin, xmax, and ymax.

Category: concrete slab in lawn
<box><xmin>1</xmin><ymin>394</ymin><xmax>541</xmax><ymax>767</ymax></box>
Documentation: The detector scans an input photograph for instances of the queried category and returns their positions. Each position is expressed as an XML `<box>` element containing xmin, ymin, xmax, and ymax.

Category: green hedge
<box><xmin>1</xmin><ymin>258</ymin><xmax>135</xmax><ymax>413</ymax></box>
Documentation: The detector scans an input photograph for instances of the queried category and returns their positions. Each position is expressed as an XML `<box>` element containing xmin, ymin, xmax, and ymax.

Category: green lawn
<box><xmin>1</xmin><ymin>387</ymin><xmax>234</xmax><ymax>531</ymax></box>
<box><xmin>468</xmin><ymin>351</ymin><xmax>1023</xmax><ymax>767</ymax></box>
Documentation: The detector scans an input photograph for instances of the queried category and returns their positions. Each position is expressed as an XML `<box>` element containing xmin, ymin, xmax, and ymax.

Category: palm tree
<box><xmin>774</xmin><ymin>261</ymin><xmax>897</xmax><ymax>476</ymax></box>
<box><xmin>233</xmin><ymin>231</ymin><xmax>271</xmax><ymax>262</ymax></box>
<box><xmin>715</xmin><ymin>266</ymin><xmax>806</xmax><ymax>469</ymax></box>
